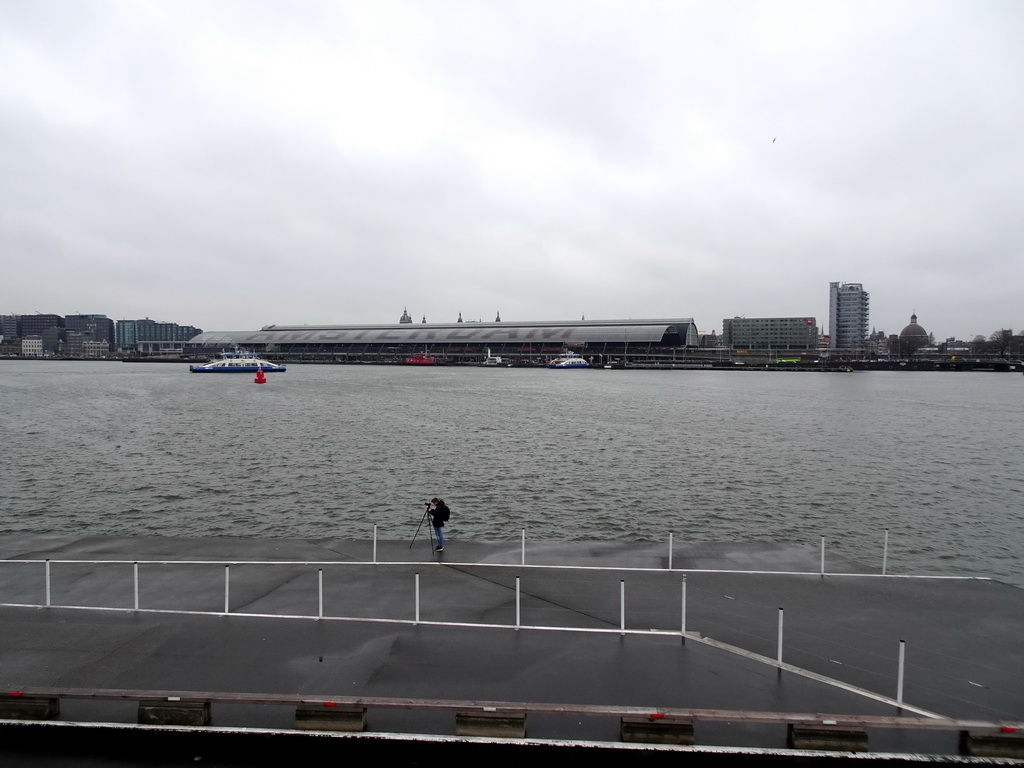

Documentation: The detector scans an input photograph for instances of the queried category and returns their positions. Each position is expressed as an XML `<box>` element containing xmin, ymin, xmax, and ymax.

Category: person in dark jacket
<box><xmin>428</xmin><ymin>497</ymin><xmax>450</xmax><ymax>552</ymax></box>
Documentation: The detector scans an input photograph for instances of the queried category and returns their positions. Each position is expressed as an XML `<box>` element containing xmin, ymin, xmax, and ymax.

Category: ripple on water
<box><xmin>1</xmin><ymin>363</ymin><xmax>1023</xmax><ymax>585</ymax></box>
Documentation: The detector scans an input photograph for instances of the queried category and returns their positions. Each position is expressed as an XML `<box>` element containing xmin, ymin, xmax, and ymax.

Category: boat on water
<box><xmin>189</xmin><ymin>352</ymin><xmax>286</xmax><ymax>373</ymax></box>
<box><xmin>547</xmin><ymin>351</ymin><xmax>590</xmax><ymax>369</ymax></box>
<box><xmin>480</xmin><ymin>348</ymin><xmax>510</xmax><ymax>367</ymax></box>
<box><xmin>404</xmin><ymin>353</ymin><xmax>437</xmax><ymax>366</ymax></box>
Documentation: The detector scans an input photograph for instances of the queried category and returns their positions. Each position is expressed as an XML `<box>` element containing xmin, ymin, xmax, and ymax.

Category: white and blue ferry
<box><xmin>189</xmin><ymin>352</ymin><xmax>286</xmax><ymax>373</ymax></box>
<box><xmin>547</xmin><ymin>351</ymin><xmax>590</xmax><ymax>369</ymax></box>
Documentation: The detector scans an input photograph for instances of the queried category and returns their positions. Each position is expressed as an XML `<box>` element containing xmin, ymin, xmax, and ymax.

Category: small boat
<box><xmin>189</xmin><ymin>352</ymin><xmax>286</xmax><ymax>373</ymax></box>
<box><xmin>404</xmin><ymin>353</ymin><xmax>436</xmax><ymax>366</ymax></box>
<box><xmin>547</xmin><ymin>351</ymin><xmax>590</xmax><ymax>369</ymax></box>
<box><xmin>480</xmin><ymin>348</ymin><xmax>510</xmax><ymax>367</ymax></box>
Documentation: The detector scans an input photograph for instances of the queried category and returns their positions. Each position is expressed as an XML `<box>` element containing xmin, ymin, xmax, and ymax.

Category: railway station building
<box><xmin>186</xmin><ymin>316</ymin><xmax>700</xmax><ymax>366</ymax></box>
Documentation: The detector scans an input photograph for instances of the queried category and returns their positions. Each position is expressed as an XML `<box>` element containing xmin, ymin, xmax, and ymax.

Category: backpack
<box><xmin>436</xmin><ymin>500</ymin><xmax>451</xmax><ymax>522</ymax></box>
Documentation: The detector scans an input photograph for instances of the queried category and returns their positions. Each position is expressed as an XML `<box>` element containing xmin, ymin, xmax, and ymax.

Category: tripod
<box><xmin>409</xmin><ymin>503</ymin><xmax>436</xmax><ymax>550</ymax></box>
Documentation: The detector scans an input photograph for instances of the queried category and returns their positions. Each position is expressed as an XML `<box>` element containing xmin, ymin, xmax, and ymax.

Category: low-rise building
<box><xmin>21</xmin><ymin>336</ymin><xmax>43</xmax><ymax>356</ymax></box>
<box><xmin>722</xmin><ymin>317</ymin><xmax>819</xmax><ymax>350</ymax></box>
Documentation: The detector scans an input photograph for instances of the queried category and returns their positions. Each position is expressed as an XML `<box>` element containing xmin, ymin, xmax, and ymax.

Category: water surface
<box><xmin>2</xmin><ymin>361</ymin><xmax>1021</xmax><ymax>584</ymax></box>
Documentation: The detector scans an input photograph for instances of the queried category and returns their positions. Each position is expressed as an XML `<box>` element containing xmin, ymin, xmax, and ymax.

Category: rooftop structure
<box><xmin>898</xmin><ymin>313</ymin><xmax>930</xmax><ymax>357</ymax></box>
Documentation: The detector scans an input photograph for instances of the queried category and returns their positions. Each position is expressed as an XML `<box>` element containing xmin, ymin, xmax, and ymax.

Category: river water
<box><xmin>1</xmin><ymin>361</ymin><xmax>1021</xmax><ymax>584</ymax></box>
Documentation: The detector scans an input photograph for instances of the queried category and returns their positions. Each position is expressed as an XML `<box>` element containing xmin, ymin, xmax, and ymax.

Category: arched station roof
<box><xmin>188</xmin><ymin>318</ymin><xmax>699</xmax><ymax>348</ymax></box>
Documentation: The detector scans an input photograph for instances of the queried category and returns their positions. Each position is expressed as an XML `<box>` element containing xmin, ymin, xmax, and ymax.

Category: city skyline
<box><xmin>3</xmin><ymin>2</ymin><xmax>1022</xmax><ymax>342</ymax></box>
<box><xmin>0</xmin><ymin>296</ymin><xmax>1017</xmax><ymax>346</ymax></box>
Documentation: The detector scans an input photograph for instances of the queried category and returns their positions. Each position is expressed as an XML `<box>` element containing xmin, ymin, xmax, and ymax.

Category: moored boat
<box><xmin>547</xmin><ymin>351</ymin><xmax>590</xmax><ymax>369</ymax></box>
<box><xmin>404</xmin><ymin>353</ymin><xmax>437</xmax><ymax>365</ymax></box>
<box><xmin>480</xmin><ymin>348</ymin><xmax>510</xmax><ymax>367</ymax></box>
<box><xmin>189</xmin><ymin>352</ymin><xmax>286</xmax><ymax>373</ymax></box>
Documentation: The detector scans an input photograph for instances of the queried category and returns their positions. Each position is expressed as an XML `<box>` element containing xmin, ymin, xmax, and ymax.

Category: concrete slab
<box><xmin>0</xmin><ymin>534</ymin><xmax>1021</xmax><ymax>764</ymax></box>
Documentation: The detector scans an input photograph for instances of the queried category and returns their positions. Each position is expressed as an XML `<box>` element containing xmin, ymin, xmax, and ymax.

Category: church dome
<box><xmin>899</xmin><ymin>313</ymin><xmax>928</xmax><ymax>340</ymax></box>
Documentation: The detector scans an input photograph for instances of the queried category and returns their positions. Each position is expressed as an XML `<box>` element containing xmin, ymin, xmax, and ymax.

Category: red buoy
<box><xmin>254</xmin><ymin>368</ymin><xmax>267</xmax><ymax>384</ymax></box>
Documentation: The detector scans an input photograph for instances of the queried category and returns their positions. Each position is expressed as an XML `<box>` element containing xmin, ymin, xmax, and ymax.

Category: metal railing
<box><xmin>0</xmin><ymin>546</ymin><xmax>990</xmax><ymax>721</ymax></box>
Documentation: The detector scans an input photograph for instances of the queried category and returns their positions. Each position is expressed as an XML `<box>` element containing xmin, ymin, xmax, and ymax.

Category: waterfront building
<box><xmin>65</xmin><ymin>314</ymin><xmax>114</xmax><ymax>350</ymax></box>
<box><xmin>939</xmin><ymin>337</ymin><xmax>971</xmax><ymax>356</ymax></box>
<box><xmin>721</xmin><ymin>317</ymin><xmax>818</xmax><ymax>350</ymax></box>
<box><xmin>82</xmin><ymin>339</ymin><xmax>110</xmax><ymax>357</ymax></box>
<box><xmin>698</xmin><ymin>329</ymin><xmax>722</xmax><ymax>348</ymax></box>
<box><xmin>21</xmin><ymin>336</ymin><xmax>43</xmax><ymax>356</ymax></box>
<box><xmin>864</xmin><ymin>329</ymin><xmax>893</xmax><ymax>357</ymax></box>
<box><xmin>116</xmin><ymin>318</ymin><xmax>203</xmax><ymax>352</ymax></box>
<box><xmin>0</xmin><ymin>315</ymin><xmax>19</xmax><ymax>339</ymax></box>
<box><xmin>65</xmin><ymin>331</ymin><xmax>85</xmax><ymax>357</ymax></box>
<box><xmin>828</xmin><ymin>282</ymin><xmax>869</xmax><ymax>351</ymax></box>
<box><xmin>898</xmin><ymin>313</ymin><xmax>929</xmax><ymax>357</ymax></box>
<box><xmin>20</xmin><ymin>314</ymin><xmax>63</xmax><ymax>338</ymax></box>
<box><xmin>115</xmin><ymin>320</ymin><xmax>137</xmax><ymax>350</ymax></box>
<box><xmin>186</xmin><ymin>316</ymin><xmax>701</xmax><ymax>365</ymax></box>
<box><xmin>65</xmin><ymin>332</ymin><xmax>112</xmax><ymax>358</ymax></box>
<box><xmin>40</xmin><ymin>327</ymin><xmax>62</xmax><ymax>354</ymax></box>
<box><xmin>135</xmin><ymin>341</ymin><xmax>186</xmax><ymax>355</ymax></box>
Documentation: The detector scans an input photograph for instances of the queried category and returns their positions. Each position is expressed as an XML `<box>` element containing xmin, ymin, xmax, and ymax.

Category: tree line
<box><xmin>969</xmin><ymin>329</ymin><xmax>1021</xmax><ymax>358</ymax></box>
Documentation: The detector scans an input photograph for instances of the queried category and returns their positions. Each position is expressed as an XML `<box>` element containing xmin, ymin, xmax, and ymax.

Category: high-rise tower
<box><xmin>828</xmin><ymin>282</ymin><xmax>869</xmax><ymax>350</ymax></box>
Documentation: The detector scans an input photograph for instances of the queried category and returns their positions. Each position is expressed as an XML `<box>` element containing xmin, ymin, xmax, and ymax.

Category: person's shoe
<box><xmin>434</xmin><ymin>546</ymin><xmax>444</xmax><ymax>552</ymax></box>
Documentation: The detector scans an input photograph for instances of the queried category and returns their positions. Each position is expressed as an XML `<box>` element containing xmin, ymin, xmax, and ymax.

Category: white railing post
<box><xmin>668</xmin><ymin>532</ymin><xmax>673</xmax><ymax>570</ymax></box>
<box><xmin>897</xmin><ymin>639</ymin><xmax>906</xmax><ymax>704</ymax></box>
<box><xmin>777</xmin><ymin>607</ymin><xmax>784</xmax><ymax>664</ymax></box>
<box><xmin>133</xmin><ymin>562</ymin><xmax>139</xmax><ymax>610</ymax></box>
<box><xmin>318</xmin><ymin>568</ymin><xmax>324</xmax><ymax>619</ymax></box>
<box><xmin>373</xmin><ymin>524</ymin><xmax>378</xmax><ymax>564</ymax></box>
<box><xmin>882</xmin><ymin>529</ymin><xmax>889</xmax><ymax>576</ymax></box>
<box><xmin>681</xmin><ymin>574</ymin><xmax>687</xmax><ymax>641</ymax></box>
<box><xmin>620</xmin><ymin>580</ymin><xmax>625</xmax><ymax>636</ymax></box>
<box><xmin>45</xmin><ymin>559</ymin><xmax>51</xmax><ymax>607</ymax></box>
<box><xmin>820</xmin><ymin>536</ymin><xmax>826</xmax><ymax>577</ymax></box>
<box><xmin>415</xmin><ymin>572</ymin><xmax>420</xmax><ymax>624</ymax></box>
<box><xmin>515</xmin><ymin>576</ymin><xmax>521</xmax><ymax>631</ymax></box>
<box><xmin>224</xmin><ymin>565</ymin><xmax>230</xmax><ymax>614</ymax></box>
<box><xmin>521</xmin><ymin>528</ymin><xmax>526</xmax><ymax>566</ymax></box>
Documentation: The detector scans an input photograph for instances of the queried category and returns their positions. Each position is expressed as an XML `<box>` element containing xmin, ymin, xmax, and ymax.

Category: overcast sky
<box><xmin>2</xmin><ymin>0</ymin><xmax>1022</xmax><ymax>340</ymax></box>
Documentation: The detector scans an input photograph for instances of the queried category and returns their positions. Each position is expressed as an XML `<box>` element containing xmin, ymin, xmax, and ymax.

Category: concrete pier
<box><xmin>1</xmin><ymin>534</ymin><xmax>1021</xmax><ymax>765</ymax></box>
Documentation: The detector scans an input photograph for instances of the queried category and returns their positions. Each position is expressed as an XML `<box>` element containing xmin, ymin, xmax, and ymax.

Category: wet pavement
<box><xmin>1</xmin><ymin>534</ymin><xmax>1021</xmax><ymax>764</ymax></box>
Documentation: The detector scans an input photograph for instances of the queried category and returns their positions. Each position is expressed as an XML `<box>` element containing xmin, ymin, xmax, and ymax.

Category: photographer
<box><xmin>427</xmin><ymin>497</ymin><xmax>450</xmax><ymax>552</ymax></box>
